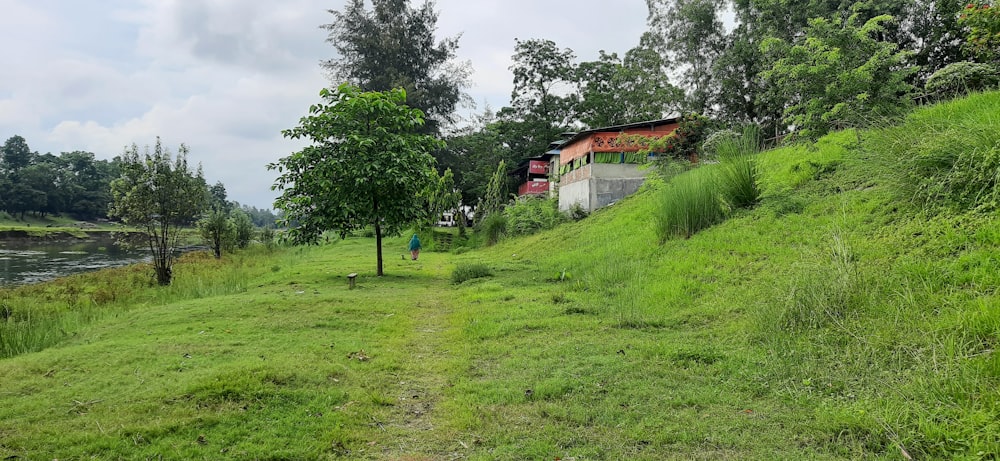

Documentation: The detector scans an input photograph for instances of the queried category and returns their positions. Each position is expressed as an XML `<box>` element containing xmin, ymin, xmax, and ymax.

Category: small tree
<box><xmin>270</xmin><ymin>84</ymin><xmax>442</xmax><ymax>276</ymax></box>
<box><xmin>761</xmin><ymin>14</ymin><xmax>915</xmax><ymax>140</ymax></box>
<box><xmin>425</xmin><ymin>168</ymin><xmax>461</xmax><ymax>229</ymax></box>
<box><xmin>478</xmin><ymin>160</ymin><xmax>508</xmax><ymax>224</ymax></box>
<box><xmin>198</xmin><ymin>208</ymin><xmax>233</xmax><ymax>259</ymax></box>
<box><xmin>110</xmin><ymin>138</ymin><xmax>208</xmax><ymax>285</ymax></box>
<box><xmin>231</xmin><ymin>209</ymin><xmax>255</xmax><ymax>249</ymax></box>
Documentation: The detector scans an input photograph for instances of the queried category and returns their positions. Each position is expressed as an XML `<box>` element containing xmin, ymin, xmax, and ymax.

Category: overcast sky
<box><xmin>0</xmin><ymin>0</ymin><xmax>649</xmax><ymax>209</ymax></box>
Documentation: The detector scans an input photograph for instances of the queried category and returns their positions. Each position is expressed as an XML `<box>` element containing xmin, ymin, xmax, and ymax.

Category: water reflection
<box><xmin>0</xmin><ymin>237</ymin><xmax>150</xmax><ymax>286</ymax></box>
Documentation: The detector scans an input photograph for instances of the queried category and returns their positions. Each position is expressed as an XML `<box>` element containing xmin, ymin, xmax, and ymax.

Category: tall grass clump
<box><xmin>748</xmin><ymin>231</ymin><xmax>879</xmax><ymax>340</ymax></box>
<box><xmin>867</xmin><ymin>91</ymin><xmax>1000</xmax><ymax>212</ymax></box>
<box><xmin>0</xmin><ymin>246</ymin><xmax>283</xmax><ymax>359</ymax></box>
<box><xmin>715</xmin><ymin>126</ymin><xmax>763</xmax><ymax>210</ymax></box>
<box><xmin>452</xmin><ymin>262</ymin><xmax>493</xmax><ymax>284</ymax></box>
<box><xmin>780</xmin><ymin>233</ymin><xmax>876</xmax><ymax>331</ymax></box>
<box><xmin>654</xmin><ymin>167</ymin><xmax>725</xmax><ymax>242</ymax></box>
<box><xmin>477</xmin><ymin>212</ymin><xmax>507</xmax><ymax>246</ymax></box>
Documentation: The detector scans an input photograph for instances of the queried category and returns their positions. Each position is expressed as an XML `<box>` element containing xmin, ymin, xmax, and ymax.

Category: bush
<box><xmin>925</xmin><ymin>62</ymin><xmax>1000</xmax><ymax>100</ymax></box>
<box><xmin>567</xmin><ymin>203</ymin><xmax>589</xmax><ymax>221</ymax></box>
<box><xmin>258</xmin><ymin>227</ymin><xmax>277</xmax><ymax>250</ymax></box>
<box><xmin>232</xmin><ymin>210</ymin><xmax>255</xmax><ymax>249</ymax></box>
<box><xmin>477</xmin><ymin>212</ymin><xmax>507</xmax><ymax>246</ymax></box>
<box><xmin>700</xmin><ymin>128</ymin><xmax>740</xmax><ymax>160</ymax></box>
<box><xmin>451</xmin><ymin>262</ymin><xmax>493</xmax><ymax>284</ymax></box>
<box><xmin>502</xmin><ymin>196</ymin><xmax>565</xmax><ymax>236</ymax></box>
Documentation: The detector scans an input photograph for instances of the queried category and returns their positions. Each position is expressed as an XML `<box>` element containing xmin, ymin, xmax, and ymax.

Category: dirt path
<box><xmin>380</xmin><ymin>280</ymin><xmax>467</xmax><ymax>459</ymax></box>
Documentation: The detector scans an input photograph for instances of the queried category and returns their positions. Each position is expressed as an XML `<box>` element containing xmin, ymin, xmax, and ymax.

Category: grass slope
<box><xmin>2</xmin><ymin>92</ymin><xmax>1000</xmax><ymax>459</ymax></box>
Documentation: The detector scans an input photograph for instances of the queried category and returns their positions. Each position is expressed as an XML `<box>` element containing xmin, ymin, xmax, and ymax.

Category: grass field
<box><xmin>2</xmin><ymin>91</ymin><xmax>1000</xmax><ymax>459</ymax></box>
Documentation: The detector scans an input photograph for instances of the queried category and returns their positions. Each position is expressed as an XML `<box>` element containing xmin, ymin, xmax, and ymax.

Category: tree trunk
<box><xmin>373</xmin><ymin>195</ymin><xmax>384</xmax><ymax>276</ymax></box>
<box><xmin>155</xmin><ymin>265</ymin><xmax>172</xmax><ymax>286</ymax></box>
<box><xmin>375</xmin><ymin>220</ymin><xmax>383</xmax><ymax>276</ymax></box>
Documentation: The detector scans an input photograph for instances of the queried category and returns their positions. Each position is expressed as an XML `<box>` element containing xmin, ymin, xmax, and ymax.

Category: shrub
<box><xmin>232</xmin><ymin>210</ymin><xmax>255</xmax><ymax>249</ymax></box>
<box><xmin>656</xmin><ymin>113</ymin><xmax>711</xmax><ymax>162</ymax></box>
<box><xmin>567</xmin><ymin>203</ymin><xmax>589</xmax><ymax>221</ymax></box>
<box><xmin>700</xmin><ymin>128</ymin><xmax>740</xmax><ymax>160</ymax></box>
<box><xmin>502</xmin><ymin>196</ymin><xmax>565</xmax><ymax>236</ymax></box>
<box><xmin>259</xmin><ymin>227</ymin><xmax>277</xmax><ymax>250</ymax></box>
<box><xmin>925</xmin><ymin>62</ymin><xmax>1000</xmax><ymax>100</ymax></box>
<box><xmin>451</xmin><ymin>262</ymin><xmax>493</xmax><ymax>284</ymax></box>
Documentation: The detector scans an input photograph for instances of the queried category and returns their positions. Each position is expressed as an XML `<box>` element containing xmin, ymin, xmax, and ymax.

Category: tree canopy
<box><xmin>761</xmin><ymin>14</ymin><xmax>915</xmax><ymax>139</ymax></box>
<box><xmin>321</xmin><ymin>0</ymin><xmax>470</xmax><ymax>135</ymax></box>
<box><xmin>270</xmin><ymin>84</ymin><xmax>443</xmax><ymax>276</ymax></box>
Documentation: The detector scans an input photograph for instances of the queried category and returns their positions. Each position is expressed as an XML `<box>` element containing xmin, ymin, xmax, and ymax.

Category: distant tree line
<box><xmin>0</xmin><ymin>135</ymin><xmax>120</xmax><ymax>220</ymax></box>
<box><xmin>0</xmin><ymin>134</ymin><xmax>279</xmax><ymax>227</ymax></box>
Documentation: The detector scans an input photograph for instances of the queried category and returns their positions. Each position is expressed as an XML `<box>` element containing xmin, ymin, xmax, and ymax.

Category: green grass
<box><xmin>3</xmin><ymin>91</ymin><xmax>1000</xmax><ymax>459</ymax></box>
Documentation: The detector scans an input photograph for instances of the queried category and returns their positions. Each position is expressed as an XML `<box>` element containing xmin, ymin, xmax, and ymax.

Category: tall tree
<box><xmin>208</xmin><ymin>181</ymin><xmax>231</xmax><ymax>212</ymax></box>
<box><xmin>646</xmin><ymin>0</ymin><xmax>727</xmax><ymax>113</ymax></box>
<box><xmin>575</xmin><ymin>45</ymin><xmax>683</xmax><ymax>128</ymax></box>
<box><xmin>321</xmin><ymin>0</ymin><xmax>470</xmax><ymax>135</ymax></box>
<box><xmin>711</xmin><ymin>22</ymin><xmax>774</xmax><ymax>129</ymax></box>
<box><xmin>270</xmin><ymin>84</ymin><xmax>442</xmax><ymax>276</ymax></box>
<box><xmin>19</xmin><ymin>158</ymin><xmax>59</xmax><ymax>217</ymax></box>
<box><xmin>59</xmin><ymin>151</ymin><xmax>110</xmax><ymax>219</ymax></box>
<box><xmin>1</xmin><ymin>135</ymin><xmax>33</xmax><ymax>178</ymax></box>
<box><xmin>109</xmin><ymin>138</ymin><xmax>208</xmax><ymax>285</ymax></box>
<box><xmin>498</xmin><ymin>38</ymin><xmax>577</xmax><ymax>161</ymax></box>
<box><xmin>906</xmin><ymin>0</ymin><xmax>967</xmax><ymax>86</ymax></box>
<box><xmin>1</xmin><ymin>136</ymin><xmax>39</xmax><ymax>219</ymax></box>
<box><xmin>438</xmin><ymin>108</ymin><xmax>515</xmax><ymax>205</ymax></box>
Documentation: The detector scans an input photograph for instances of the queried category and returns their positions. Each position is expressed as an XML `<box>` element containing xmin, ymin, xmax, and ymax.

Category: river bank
<box><xmin>0</xmin><ymin>228</ymin><xmax>116</xmax><ymax>242</ymax></box>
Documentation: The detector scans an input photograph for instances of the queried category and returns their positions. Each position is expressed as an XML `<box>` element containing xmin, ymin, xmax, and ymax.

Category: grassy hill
<box><xmin>2</xmin><ymin>91</ymin><xmax>999</xmax><ymax>459</ymax></box>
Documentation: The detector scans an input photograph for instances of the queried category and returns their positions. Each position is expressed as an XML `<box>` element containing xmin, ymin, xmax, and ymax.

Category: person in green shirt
<box><xmin>408</xmin><ymin>234</ymin><xmax>421</xmax><ymax>260</ymax></box>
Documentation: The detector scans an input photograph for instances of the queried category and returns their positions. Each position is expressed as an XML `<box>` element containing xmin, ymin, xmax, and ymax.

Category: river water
<box><xmin>0</xmin><ymin>237</ymin><xmax>150</xmax><ymax>286</ymax></box>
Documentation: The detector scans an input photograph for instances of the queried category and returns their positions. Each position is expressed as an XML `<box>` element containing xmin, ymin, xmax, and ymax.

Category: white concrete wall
<box><xmin>557</xmin><ymin>163</ymin><xmax>651</xmax><ymax>212</ymax></box>
<box><xmin>558</xmin><ymin>180</ymin><xmax>590</xmax><ymax>212</ymax></box>
<box><xmin>592</xmin><ymin>178</ymin><xmax>646</xmax><ymax>209</ymax></box>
